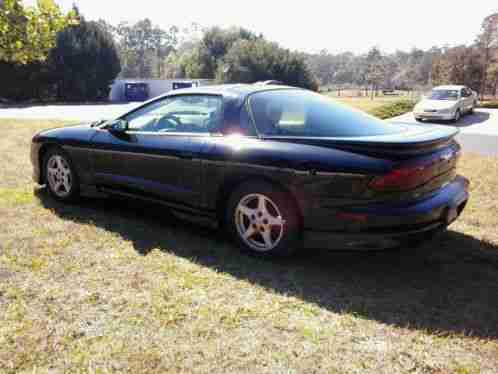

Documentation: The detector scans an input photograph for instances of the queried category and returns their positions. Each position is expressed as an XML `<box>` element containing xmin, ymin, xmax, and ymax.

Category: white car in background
<box><xmin>414</xmin><ymin>85</ymin><xmax>477</xmax><ymax>123</ymax></box>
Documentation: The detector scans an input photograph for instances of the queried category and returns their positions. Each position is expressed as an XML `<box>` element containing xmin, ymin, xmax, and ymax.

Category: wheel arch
<box><xmin>38</xmin><ymin>142</ymin><xmax>62</xmax><ymax>184</ymax></box>
<box><xmin>215</xmin><ymin>174</ymin><xmax>304</xmax><ymax>230</ymax></box>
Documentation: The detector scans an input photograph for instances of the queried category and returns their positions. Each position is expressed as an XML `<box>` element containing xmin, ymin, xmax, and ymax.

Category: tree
<box><xmin>0</xmin><ymin>59</ymin><xmax>54</xmax><ymax>100</ymax></box>
<box><xmin>181</xmin><ymin>44</ymin><xmax>215</xmax><ymax>78</ymax></box>
<box><xmin>115</xmin><ymin>19</ymin><xmax>178</xmax><ymax>78</ymax></box>
<box><xmin>304</xmin><ymin>50</ymin><xmax>335</xmax><ymax>87</ymax></box>
<box><xmin>365</xmin><ymin>47</ymin><xmax>386</xmax><ymax>99</ymax></box>
<box><xmin>431</xmin><ymin>46</ymin><xmax>482</xmax><ymax>91</ymax></box>
<box><xmin>167</xmin><ymin>26</ymin><xmax>316</xmax><ymax>89</ymax></box>
<box><xmin>217</xmin><ymin>38</ymin><xmax>318</xmax><ymax>90</ymax></box>
<box><xmin>486</xmin><ymin>63</ymin><xmax>498</xmax><ymax>97</ymax></box>
<box><xmin>476</xmin><ymin>13</ymin><xmax>498</xmax><ymax>98</ymax></box>
<box><xmin>0</xmin><ymin>0</ymin><xmax>77</xmax><ymax>64</ymax></box>
<box><xmin>164</xmin><ymin>26</ymin><xmax>260</xmax><ymax>79</ymax></box>
<box><xmin>49</xmin><ymin>15</ymin><xmax>121</xmax><ymax>101</ymax></box>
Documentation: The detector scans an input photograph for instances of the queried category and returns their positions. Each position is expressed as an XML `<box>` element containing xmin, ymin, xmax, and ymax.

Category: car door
<box><xmin>91</xmin><ymin>94</ymin><xmax>223</xmax><ymax>208</ymax></box>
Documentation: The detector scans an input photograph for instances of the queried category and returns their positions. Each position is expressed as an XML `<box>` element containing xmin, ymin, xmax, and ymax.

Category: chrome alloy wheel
<box><xmin>46</xmin><ymin>154</ymin><xmax>73</xmax><ymax>198</ymax></box>
<box><xmin>235</xmin><ymin>193</ymin><xmax>286</xmax><ymax>252</ymax></box>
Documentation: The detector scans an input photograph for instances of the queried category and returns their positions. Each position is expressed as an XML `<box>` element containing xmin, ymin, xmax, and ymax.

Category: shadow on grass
<box><xmin>36</xmin><ymin>189</ymin><xmax>498</xmax><ymax>340</ymax></box>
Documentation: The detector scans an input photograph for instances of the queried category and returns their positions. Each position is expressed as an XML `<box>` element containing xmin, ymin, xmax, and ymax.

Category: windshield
<box><xmin>248</xmin><ymin>89</ymin><xmax>402</xmax><ymax>138</ymax></box>
<box><xmin>428</xmin><ymin>90</ymin><xmax>459</xmax><ymax>101</ymax></box>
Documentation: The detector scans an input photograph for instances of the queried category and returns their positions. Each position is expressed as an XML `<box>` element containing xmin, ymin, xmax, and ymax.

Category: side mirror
<box><xmin>107</xmin><ymin>119</ymin><xmax>128</xmax><ymax>134</ymax></box>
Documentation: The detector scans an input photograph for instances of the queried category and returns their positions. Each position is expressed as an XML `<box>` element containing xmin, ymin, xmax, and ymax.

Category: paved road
<box><xmin>0</xmin><ymin>103</ymin><xmax>139</xmax><ymax>122</ymax></box>
<box><xmin>1</xmin><ymin>103</ymin><xmax>496</xmax><ymax>156</ymax></box>
<box><xmin>390</xmin><ymin>109</ymin><xmax>498</xmax><ymax>156</ymax></box>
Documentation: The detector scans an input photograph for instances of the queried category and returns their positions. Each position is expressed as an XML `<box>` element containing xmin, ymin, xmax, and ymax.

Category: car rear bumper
<box><xmin>303</xmin><ymin>175</ymin><xmax>469</xmax><ymax>250</ymax></box>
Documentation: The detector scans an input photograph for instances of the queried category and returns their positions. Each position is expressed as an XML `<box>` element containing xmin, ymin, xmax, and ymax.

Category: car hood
<box><xmin>34</xmin><ymin>123</ymin><xmax>97</xmax><ymax>144</ymax></box>
<box><xmin>416</xmin><ymin>99</ymin><xmax>458</xmax><ymax>110</ymax></box>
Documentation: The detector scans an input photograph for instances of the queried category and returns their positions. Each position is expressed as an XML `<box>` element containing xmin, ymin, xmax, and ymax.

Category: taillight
<box><xmin>369</xmin><ymin>164</ymin><xmax>434</xmax><ymax>192</ymax></box>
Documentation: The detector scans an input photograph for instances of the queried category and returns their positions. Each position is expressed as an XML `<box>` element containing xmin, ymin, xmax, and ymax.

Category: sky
<box><xmin>26</xmin><ymin>0</ymin><xmax>498</xmax><ymax>54</ymax></box>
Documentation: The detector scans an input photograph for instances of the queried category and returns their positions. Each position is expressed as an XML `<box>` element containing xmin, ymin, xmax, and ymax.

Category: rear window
<box><xmin>248</xmin><ymin>89</ymin><xmax>401</xmax><ymax>138</ymax></box>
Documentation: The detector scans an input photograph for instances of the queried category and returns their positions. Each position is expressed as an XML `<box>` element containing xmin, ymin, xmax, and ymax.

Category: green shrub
<box><xmin>478</xmin><ymin>100</ymin><xmax>498</xmax><ymax>109</ymax></box>
<box><xmin>369</xmin><ymin>100</ymin><xmax>416</xmax><ymax>119</ymax></box>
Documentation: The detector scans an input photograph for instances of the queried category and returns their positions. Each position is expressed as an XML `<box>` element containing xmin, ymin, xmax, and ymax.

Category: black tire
<box><xmin>415</xmin><ymin>117</ymin><xmax>424</xmax><ymax>123</ymax></box>
<box><xmin>43</xmin><ymin>147</ymin><xmax>80</xmax><ymax>202</ymax></box>
<box><xmin>225</xmin><ymin>181</ymin><xmax>301</xmax><ymax>258</ymax></box>
<box><xmin>452</xmin><ymin>109</ymin><xmax>461</xmax><ymax>123</ymax></box>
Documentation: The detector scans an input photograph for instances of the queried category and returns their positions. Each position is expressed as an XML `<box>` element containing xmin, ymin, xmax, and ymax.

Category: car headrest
<box><xmin>266</xmin><ymin>103</ymin><xmax>283</xmax><ymax>125</ymax></box>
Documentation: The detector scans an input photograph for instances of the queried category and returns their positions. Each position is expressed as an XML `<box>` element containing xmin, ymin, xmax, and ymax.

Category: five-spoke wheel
<box><xmin>44</xmin><ymin>148</ymin><xmax>79</xmax><ymax>201</ymax></box>
<box><xmin>235</xmin><ymin>193</ymin><xmax>286</xmax><ymax>252</ymax></box>
<box><xmin>226</xmin><ymin>181</ymin><xmax>300</xmax><ymax>257</ymax></box>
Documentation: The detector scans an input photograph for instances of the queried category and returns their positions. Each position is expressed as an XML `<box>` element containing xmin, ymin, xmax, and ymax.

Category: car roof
<box><xmin>162</xmin><ymin>83</ymin><xmax>301</xmax><ymax>99</ymax></box>
<box><xmin>117</xmin><ymin>84</ymin><xmax>305</xmax><ymax>126</ymax></box>
<box><xmin>433</xmin><ymin>85</ymin><xmax>466</xmax><ymax>90</ymax></box>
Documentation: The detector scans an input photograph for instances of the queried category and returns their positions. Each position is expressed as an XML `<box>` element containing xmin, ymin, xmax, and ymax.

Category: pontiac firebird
<box><xmin>31</xmin><ymin>84</ymin><xmax>469</xmax><ymax>257</ymax></box>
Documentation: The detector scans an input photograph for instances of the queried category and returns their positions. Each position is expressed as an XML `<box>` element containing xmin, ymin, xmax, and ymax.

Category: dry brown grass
<box><xmin>1</xmin><ymin>119</ymin><xmax>497</xmax><ymax>373</ymax></box>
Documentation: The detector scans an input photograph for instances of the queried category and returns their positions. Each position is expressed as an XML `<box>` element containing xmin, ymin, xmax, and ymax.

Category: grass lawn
<box><xmin>333</xmin><ymin>97</ymin><xmax>405</xmax><ymax>112</ymax></box>
<box><xmin>1</xmin><ymin>119</ymin><xmax>498</xmax><ymax>373</ymax></box>
<box><xmin>322</xmin><ymin>91</ymin><xmax>418</xmax><ymax>114</ymax></box>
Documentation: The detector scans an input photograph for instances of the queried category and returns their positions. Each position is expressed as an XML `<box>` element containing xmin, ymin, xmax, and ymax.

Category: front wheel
<box><xmin>43</xmin><ymin>147</ymin><xmax>80</xmax><ymax>202</ymax></box>
<box><xmin>452</xmin><ymin>109</ymin><xmax>461</xmax><ymax>123</ymax></box>
<box><xmin>226</xmin><ymin>181</ymin><xmax>301</xmax><ymax>257</ymax></box>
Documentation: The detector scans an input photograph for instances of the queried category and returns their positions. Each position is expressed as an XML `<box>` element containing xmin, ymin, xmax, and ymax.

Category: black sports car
<box><xmin>31</xmin><ymin>84</ymin><xmax>469</xmax><ymax>256</ymax></box>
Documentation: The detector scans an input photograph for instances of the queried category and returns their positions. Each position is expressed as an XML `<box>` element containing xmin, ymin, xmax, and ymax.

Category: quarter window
<box><xmin>124</xmin><ymin>95</ymin><xmax>223</xmax><ymax>134</ymax></box>
<box><xmin>249</xmin><ymin>89</ymin><xmax>402</xmax><ymax>137</ymax></box>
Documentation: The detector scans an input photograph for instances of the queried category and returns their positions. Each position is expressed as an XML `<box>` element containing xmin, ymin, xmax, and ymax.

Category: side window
<box><xmin>124</xmin><ymin>95</ymin><xmax>223</xmax><ymax>134</ymax></box>
<box><xmin>250</xmin><ymin>95</ymin><xmax>307</xmax><ymax>135</ymax></box>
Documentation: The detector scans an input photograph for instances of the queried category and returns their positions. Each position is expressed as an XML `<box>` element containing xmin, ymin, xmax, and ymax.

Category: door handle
<box><xmin>178</xmin><ymin>151</ymin><xmax>194</xmax><ymax>160</ymax></box>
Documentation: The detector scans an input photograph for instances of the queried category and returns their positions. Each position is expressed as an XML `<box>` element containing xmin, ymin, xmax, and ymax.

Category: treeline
<box><xmin>1</xmin><ymin>1</ymin><xmax>496</xmax><ymax>102</ymax></box>
<box><xmin>0</xmin><ymin>2</ymin><xmax>317</xmax><ymax>102</ymax></box>
<box><xmin>305</xmin><ymin>48</ymin><xmax>435</xmax><ymax>93</ymax></box>
<box><xmin>305</xmin><ymin>13</ymin><xmax>498</xmax><ymax>98</ymax></box>
<box><xmin>100</xmin><ymin>22</ymin><xmax>318</xmax><ymax>89</ymax></box>
<box><xmin>162</xmin><ymin>26</ymin><xmax>317</xmax><ymax>90</ymax></box>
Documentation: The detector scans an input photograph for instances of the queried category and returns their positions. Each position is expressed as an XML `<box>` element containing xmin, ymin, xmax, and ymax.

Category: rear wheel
<box><xmin>43</xmin><ymin>147</ymin><xmax>80</xmax><ymax>202</ymax></box>
<box><xmin>226</xmin><ymin>181</ymin><xmax>300</xmax><ymax>257</ymax></box>
<box><xmin>415</xmin><ymin>117</ymin><xmax>424</xmax><ymax>122</ymax></box>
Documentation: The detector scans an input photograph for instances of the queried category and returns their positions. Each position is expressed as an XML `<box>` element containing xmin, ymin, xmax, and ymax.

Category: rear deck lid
<box><xmin>264</xmin><ymin>123</ymin><xmax>459</xmax><ymax>158</ymax></box>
